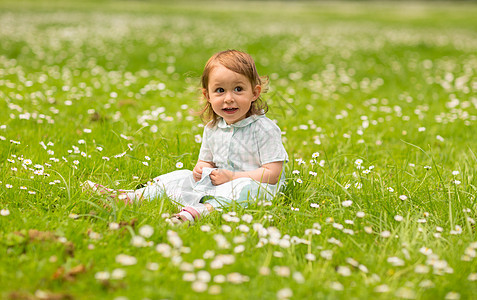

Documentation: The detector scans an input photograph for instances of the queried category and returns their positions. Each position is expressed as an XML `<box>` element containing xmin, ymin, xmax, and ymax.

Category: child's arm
<box><xmin>193</xmin><ymin>159</ymin><xmax>216</xmax><ymax>182</ymax></box>
<box><xmin>210</xmin><ymin>161</ymin><xmax>284</xmax><ymax>186</ymax></box>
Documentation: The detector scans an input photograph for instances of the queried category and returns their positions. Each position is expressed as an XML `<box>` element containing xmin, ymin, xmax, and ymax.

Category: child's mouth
<box><xmin>223</xmin><ymin>108</ymin><xmax>238</xmax><ymax>114</ymax></box>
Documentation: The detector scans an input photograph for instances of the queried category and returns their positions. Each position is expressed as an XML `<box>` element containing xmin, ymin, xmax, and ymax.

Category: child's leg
<box><xmin>82</xmin><ymin>170</ymin><xmax>193</xmax><ymax>204</ymax></box>
<box><xmin>170</xmin><ymin>178</ymin><xmax>257</xmax><ymax>223</ymax></box>
<box><xmin>132</xmin><ymin>183</ymin><xmax>164</xmax><ymax>202</ymax></box>
<box><xmin>137</xmin><ymin>170</ymin><xmax>195</xmax><ymax>203</ymax></box>
<box><xmin>170</xmin><ymin>176</ymin><xmax>278</xmax><ymax>223</ymax></box>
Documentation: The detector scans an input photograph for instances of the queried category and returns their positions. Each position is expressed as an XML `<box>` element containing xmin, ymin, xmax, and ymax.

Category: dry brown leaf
<box><xmin>64</xmin><ymin>242</ymin><xmax>75</xmax><ymax>257</ymax></box>
<box><xmin>8</xmin><ymin>291</ymin><xmax>74</xmax><ymax>300</ymax></box>
<box><xmin>67</xmin><ymin>264</ymin><xmax>86</xmax><ymax>276</ymax></box>
<box><xmin>52</xmin><ymin>264</ymin><xmax>87</xmax><ymax>282</ymax></box>
<box><xmin>28</xmin><ymin>229</ymin><xmax>57</xmax><ymax>242</ymax></box>
<box><xmin>119</xmin><ymin>218</ymin><xmax>137</xmax><ymax>228</ymax></box>
<box><xmin>89</xmin><ymin>112</ymin><xmax>107</xmax><ymax>122</ymax></box>
<box><xmin>36</xmin><ymin>291</ymin><xmax>74</xmax><ymax>300</ymax></box>
<box><xmin>52</xmin><ymin>267</ymin><xmax>65</xmax><ymax>280</ymax></box>
<box><xmin>118</xmin><ymin>99</ymin><xmax>136</xmax><ymax>107</ymax></box>
<box><xmin>8</xmin><ymin>291</ymin><xmax>34</xmax><ymax>300</ymax></box>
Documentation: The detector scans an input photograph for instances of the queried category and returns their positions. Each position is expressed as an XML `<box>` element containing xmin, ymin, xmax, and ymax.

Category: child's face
<box><xmin>203</xmin><ymin>64</ymin><xmax>261</xmax><ymax>125</ymax></box>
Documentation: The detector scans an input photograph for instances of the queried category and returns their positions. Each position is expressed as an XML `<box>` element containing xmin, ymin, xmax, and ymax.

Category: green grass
<box><xmin>1</xmin><ymin>1</ymin><xmax>476</xmax><ymax>299</ymax></box>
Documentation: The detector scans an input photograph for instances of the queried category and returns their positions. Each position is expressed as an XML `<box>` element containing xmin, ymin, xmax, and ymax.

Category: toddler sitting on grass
<box><xmin>84</xmin><ymin>50</ymin><xmax>288</xmax><ymax>223</ymax></box>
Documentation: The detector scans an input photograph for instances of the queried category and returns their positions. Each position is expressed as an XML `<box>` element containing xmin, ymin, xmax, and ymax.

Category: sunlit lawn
<box><xmin>1</xmin><ymin>1</ymin><xmax>476</xmax><ymax>299</ymax></box>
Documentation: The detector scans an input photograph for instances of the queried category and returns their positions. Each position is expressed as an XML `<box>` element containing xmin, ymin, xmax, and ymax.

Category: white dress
<box><xmin>133</xmin><ymin>115</ymin><xmax>288</xmax><ymax>208</ymax></box>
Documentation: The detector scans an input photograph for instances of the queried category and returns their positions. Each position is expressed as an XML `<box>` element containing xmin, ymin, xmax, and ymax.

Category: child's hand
<box><xmin>193</xmin><ymin>160</ymin><xmax>216</xmax><ymax>182</ymax></box>
<box><xmin>193</xmin><ymin>165</ymin><xmax>203</xmax><ymax>182</ymax></box>
<box><xmin>210</xmin><ymin>169</ymin><xmax>234</xmax><ymax>186</ymax></box>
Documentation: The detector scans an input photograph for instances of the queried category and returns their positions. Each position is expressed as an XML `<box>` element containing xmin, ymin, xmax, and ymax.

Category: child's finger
<box><xmin>210</xmin><ymin>174</ymin><xmax>219</xmax><ymax>186</ymax></box>
<box><xmin>193</xmin><ymin>171</ymin><xmax>202</xmax><ymax>181</ymax></box>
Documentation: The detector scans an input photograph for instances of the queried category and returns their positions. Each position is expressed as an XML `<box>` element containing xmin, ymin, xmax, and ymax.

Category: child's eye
<box><xmin>234</xmin><ymin>86</ymin><xmax>243</xmax><ymax>92</ymax></box>
<box><xmin>215</xmin><ymin>88</ymin><xmax>224</xmax><ymax>93</ymax></box>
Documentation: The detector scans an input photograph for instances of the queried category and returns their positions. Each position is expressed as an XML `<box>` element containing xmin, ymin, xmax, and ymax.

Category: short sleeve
<box><xmin>198</xmin><ymin>124</ymin><xmax>214</xmax><ymax>162</ymax></box>
<box><xmin>255</xmin><ymin>118</ymin><xmax>288</xmax><ymax>165</ymax></box>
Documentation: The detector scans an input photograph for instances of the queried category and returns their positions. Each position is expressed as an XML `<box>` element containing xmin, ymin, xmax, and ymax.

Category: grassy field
<box><xmin>1</xmin><ymin>1</ymin><xmax>476</xmax><ymax>299</ymax></box>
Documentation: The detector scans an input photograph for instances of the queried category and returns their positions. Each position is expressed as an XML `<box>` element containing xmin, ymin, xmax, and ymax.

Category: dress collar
<box><xmin>217</xmin><ymin>115</ymin><xmax>263</xmax><ymax>129</ymax></box>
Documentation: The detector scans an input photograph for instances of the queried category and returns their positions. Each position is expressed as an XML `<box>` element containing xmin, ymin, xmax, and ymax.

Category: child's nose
<box><xmin>224</xmin><ymin>92</ymin><xmax>234</xmax><ymax>102</ymax></box>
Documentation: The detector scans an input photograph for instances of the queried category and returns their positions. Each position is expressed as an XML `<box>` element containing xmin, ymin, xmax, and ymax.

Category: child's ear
<box><xmin>252</xmin><ymin>85</ymin><xmax>261</xmax><ymax>101</ymax></box>
<box><xmin>202</xmin><ymin>88</ymin><xmax>209</xmax><ymax>101</ymax></box>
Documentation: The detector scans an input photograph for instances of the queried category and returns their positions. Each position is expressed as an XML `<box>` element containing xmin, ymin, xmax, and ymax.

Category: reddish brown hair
<box><xmin>200</xmin><ymin>50</ymin><xmax>268</xmax><ymax>126</ymax></box>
